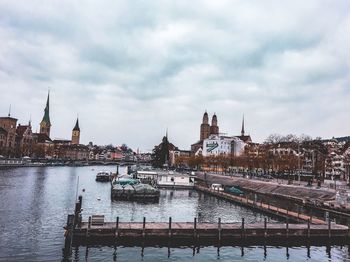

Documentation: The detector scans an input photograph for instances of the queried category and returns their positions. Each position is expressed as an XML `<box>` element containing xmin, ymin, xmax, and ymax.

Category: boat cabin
<box><xmin>157</xmin><ymin>171</ymin><xmax>195</xmax><ymax>189</ymax></box>
<box><xmin>136</xmin><ymin>170</ymin><xmax>158</xmax><ymax>180</ymax></box>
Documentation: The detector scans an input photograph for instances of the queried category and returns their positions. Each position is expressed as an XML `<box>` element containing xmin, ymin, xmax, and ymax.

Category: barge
<box><xmin>111</xmin><ymin>175</ymin><xmax>160</xmax><ymax>201</ymax></box>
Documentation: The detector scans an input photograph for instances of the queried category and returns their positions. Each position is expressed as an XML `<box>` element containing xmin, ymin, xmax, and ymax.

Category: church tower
<box><xmin>39</xmin><ymin>91</ymin><xmax>51</xmax><ymax>137</ymax></box>
<box><xmin>71</xmin><ymin>118</ymin><xmax>80</xmax><ymax>145</ymax></box>
<box><xmin>200</xmin><ymin>111</ymin><xmax>210</xmax><ymax>140</ymax></box>
<box><xmin>210</xmin><ymin>113</ymin><xmax>219</xmax><ymax>135</ymax></box>
<box><xmin>241</xmin><ymin>115</ymin><xmax>245</xmax><ymax>136</ymax></box>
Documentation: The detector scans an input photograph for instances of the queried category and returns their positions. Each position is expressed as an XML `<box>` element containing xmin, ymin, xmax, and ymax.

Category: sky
<box><xmin>1</xmin><ymin>0</ymin><xmax>350</xmax><ymax>152</ymax></box>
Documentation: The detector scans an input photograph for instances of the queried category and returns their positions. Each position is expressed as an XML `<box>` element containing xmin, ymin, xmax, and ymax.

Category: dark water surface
<box><xmin>0</xmin><ymin>166</ymin><xmax>349</xmax><ymax>261</ymax></box>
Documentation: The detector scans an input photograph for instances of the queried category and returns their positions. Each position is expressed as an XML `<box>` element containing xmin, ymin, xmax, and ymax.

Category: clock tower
<box><xmin>71</xmin><ymin>118</ymin><xmax>80</xmax><ymax>145</ymax></box>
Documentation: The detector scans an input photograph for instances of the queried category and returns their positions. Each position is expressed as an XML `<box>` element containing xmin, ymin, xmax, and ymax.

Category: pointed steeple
<box><xmin>40</xmin><ymin>90</ymin><xmax>52</xmax><ymax>137</ymax></box>
<box><xmin>241</xmin><ymin>114</ymin><xmax>245</xmax><ymax>136</ymax></box>
<box><xmin>71</xmin><ymin>117</ymin><xmax>81</xmax><ymax>145</ymax></box>
<box><xmin>8</xmin><ymin>104</ymin><xmax>11</xmax><ymax>117</ymax></box>
<box><xmin>73</xmin><ymin>117</ymin><xmax>80</xmax><ymax>131</ymax></box>
<box><xmin>41</xmin><ymin>91</ymin><xmax>51</xmax><ymax>125</ymax></box>
<box><xmin>166</xmin><ymin>128</ymin><xmax>168</xmax><ymax>139</ymax></box>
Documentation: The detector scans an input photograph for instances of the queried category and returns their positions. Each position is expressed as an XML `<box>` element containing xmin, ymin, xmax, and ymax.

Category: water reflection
<box><xmin>76</xmin><ymin>244</ymin><xmax>350</xmax><ymax>261</ymax></box>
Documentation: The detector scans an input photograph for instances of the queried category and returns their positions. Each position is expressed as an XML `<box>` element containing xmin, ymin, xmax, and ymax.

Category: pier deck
<box><xmin>71</xmin><ymin>220</ymin><xmax>350</xmax><ymax>246</ymax></box>
<box><xmin>65</xmin><ymin>195</ymin><xmax>350</xmax><ymax>248</ymax></box>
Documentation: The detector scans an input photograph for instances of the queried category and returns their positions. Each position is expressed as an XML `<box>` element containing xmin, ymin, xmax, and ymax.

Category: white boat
<box><xmin>157</xmin><ymin>171</ymin><xmax>195</xmax><ymax>189</ymax></box>
<box><xmin>210</xmin><ymin>183</ymin><xmax>224</xmax><ymax>191</ymax></box>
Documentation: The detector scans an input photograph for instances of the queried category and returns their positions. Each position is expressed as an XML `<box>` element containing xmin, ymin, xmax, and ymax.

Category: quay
<box><xmin>195</xmin><ymin>185</ymin><xmax>326</xmax><ymax>224</ymax></box>
<box><xmin>196</xmin><ymin>172</ymin><xmax>350</xmax><ymax>222</ymax></box>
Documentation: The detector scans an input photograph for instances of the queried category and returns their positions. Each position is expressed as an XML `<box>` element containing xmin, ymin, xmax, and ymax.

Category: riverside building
<box><xmin>191</xmin><ymin>112</ymin><xmax>252</xmax><ymax>156</ymax></box>
<box><xmin>202</xmin><ymin>135</ymin><xmax>245</xmax><ymax>157</ymax></box>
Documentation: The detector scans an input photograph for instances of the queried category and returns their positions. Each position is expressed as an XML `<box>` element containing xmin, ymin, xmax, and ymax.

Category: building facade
<box><xmin>15</xmin><ymin>123</ymin><xmax>33</xmax><ymax>157</ymax></box>
<box><xmin>192</xmin><ymin>112</ymin><xmax>251</xmax><ymax>155</ymax></box>
<box><xmin>0</xmin><ymin>115</ymin><xmax>18</xmax><ymax>156</ymax></box>
<box><xmin>202</xmin><ymin>135</ymin><xmax>245</xmax><ymax>157</ymax></box>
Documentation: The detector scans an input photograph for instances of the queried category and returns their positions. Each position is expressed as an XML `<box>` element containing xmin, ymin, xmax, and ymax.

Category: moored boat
<box><xmin>157</xmin><ymin>171</ymin><xmax>195</xmax><ymax>189</ymax></box>
<box><xmin>95</xmin><ymin>171</ymin><xmax>111</xmax><ymax>182</ymax></box>
<box><xmin>111</xmin><ymin>175</ymin><xmax>160</xmax><ymax>201</ymax></box>
<box><xmin>225</xmin><ymin>186</ymin><xmax>244</xmax><ymax>196</ymax></box>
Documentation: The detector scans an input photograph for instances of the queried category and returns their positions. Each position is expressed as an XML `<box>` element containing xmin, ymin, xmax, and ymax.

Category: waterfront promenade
<box><xmin>196</xmin><ymin>172</ymin><xmax>350</xmax><ymax>217</ymax></box>
<box><xmin>195</xmin><ymin>185</ymin><xmax>326</xmax><ymax>224</ymax></box>
<box><xmin>196</xmin><ymin>172</ymin><xmax>337</xmax><ymax>203</ymax></box>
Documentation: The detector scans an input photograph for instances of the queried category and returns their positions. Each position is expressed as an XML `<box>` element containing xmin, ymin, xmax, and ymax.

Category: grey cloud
<box><xmin>0</xmin><ymin>0</ymin><xmax>349</xmax><ymax>150</ymax></box>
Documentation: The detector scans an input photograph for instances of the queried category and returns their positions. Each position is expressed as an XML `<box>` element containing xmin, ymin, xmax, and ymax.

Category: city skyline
<box><xmin>1</xmin><ymin>1</ymin><xmax>350</xmax><ymax>151</ymax></box>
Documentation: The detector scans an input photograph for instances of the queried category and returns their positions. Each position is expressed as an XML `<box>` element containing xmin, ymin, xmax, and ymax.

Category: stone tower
<box><xmin>210</xmin><ymin>113</ymin><xmax>219</xmax><ymax>135</ymax></box>
<box><xmin>200</xmin><ymin>111</ymin><xmax>210</xmax><ymax>141</ymax></box>
<box><xmin>71</xmin><ymin>118</ymin><xmax>80</xmax><ymax>145</ymax></box>
<box><xmin>39</xmin><ymin>92</ymin><xmax>51</xmax><ymax>137</ymax></box>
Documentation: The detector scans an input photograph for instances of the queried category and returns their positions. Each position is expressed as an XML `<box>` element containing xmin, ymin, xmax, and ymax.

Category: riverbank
<box><xmin>196</xmin><ymin>172</ymin><xmax>350</xmax><ymax>218</ymax></box>
<box><xmin>0</xmin><ymin>159</ymin><xmax>142</xmax><ymax>168</ymax></box>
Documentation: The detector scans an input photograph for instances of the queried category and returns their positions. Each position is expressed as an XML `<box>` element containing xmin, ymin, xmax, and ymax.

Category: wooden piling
<box><xmin>241</xmin><ymin>218</ymin><xmax>245</xmax><ymax>239</ymax></box>
<box><xmin>286</xmin><ymin>218</ymin><xmax>289</xmax><ymax>239</ymax></box>
<box><xmin>168</xmin><ymin>217</ymin><xmax>172</xmax><ymax>238</ymax></box>
<box><xmin>115</xmin><ymin>217</ymin><xmax>119</xmax><ymax>238</ymax></box>
<box><xmin>307</xmin><ymin>219</ymin><xmax>310</xmax><ymax>239</ymax></box>
<box><xmin>142</xmin><ymin>217</ymin><xmax>146</xmax><ymax>239</ymax></box>
<box><xmin>328</xmin><ymin>218</ymin><xmax>331</xmax><ymax>238</ymax></box>
<box><xmin>264</xmin><ymin>217</ymin><xmax>267</xmax><ymax>238</ymax></box>
<box><xmin>64</xmin><ymin>214</ymin><xmax>74</xmax><ymax>253</ymax></box>
<box><xmin>194</xmin><ymin>217</ymin><xmax>197</xmax><ymax>239</ymax></box>
<box><xmin>218</xmin><ymin>218</ymin><xmax>221</xmax><ymax>243</ymax></box>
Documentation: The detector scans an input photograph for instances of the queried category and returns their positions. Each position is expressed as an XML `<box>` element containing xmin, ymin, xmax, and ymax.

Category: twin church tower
<box><xmin>39</xmin><ymin>92</ymin><xmax>80</xmax><ymax>144</ymax></box>
<box><xmin>200</xmin><ymin>111</ymin><xmax>219</xmax><ymax>140</ymax></box>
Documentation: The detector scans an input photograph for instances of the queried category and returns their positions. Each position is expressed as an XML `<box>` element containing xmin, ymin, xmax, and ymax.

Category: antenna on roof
<box><xmin>8</xmin><ymin>104</ymin><xmax>11</xmax><ymax>117</ymax></box>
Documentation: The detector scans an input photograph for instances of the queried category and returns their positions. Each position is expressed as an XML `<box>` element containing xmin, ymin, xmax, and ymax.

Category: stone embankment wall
<box><xmin>196</xmin><ymin>173</ymin><xmax>335</xmax><ymax>204</ymax></box>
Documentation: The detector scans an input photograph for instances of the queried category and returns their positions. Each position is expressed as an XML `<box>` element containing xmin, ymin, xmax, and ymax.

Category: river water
<box><xmin>0</xmin><ymin>166</ymin><xmax>349</xmax><ymax>261</ymax></box>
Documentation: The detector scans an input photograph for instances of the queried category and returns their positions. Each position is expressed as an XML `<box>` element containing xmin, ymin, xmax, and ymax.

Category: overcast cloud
<box><xmin>1</xmin><ymin>0</ymin><xmax>350</xmax><ymax>151</ymax></box>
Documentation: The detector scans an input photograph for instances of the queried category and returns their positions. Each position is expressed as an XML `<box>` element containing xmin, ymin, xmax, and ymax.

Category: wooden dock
<box><xmin>64</xmin><ymin>195</ymin><xmax>350</xmax><ymax>249</ymax></box>
<box><xmin>70</xmin><ymin>219</ymin><xmax>350</xmax><ymax>246</ymax></box>
<box><xmin>195</xmin><ymin>185</ymin><xmax>326</xmax><ymax>224</ymax></box>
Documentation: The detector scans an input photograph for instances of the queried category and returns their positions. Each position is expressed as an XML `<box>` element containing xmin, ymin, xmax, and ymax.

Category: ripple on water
<box><xmin>0</xmin><ymin>166</ymin><xmax>350</xmax><ymax>261</ymax></box>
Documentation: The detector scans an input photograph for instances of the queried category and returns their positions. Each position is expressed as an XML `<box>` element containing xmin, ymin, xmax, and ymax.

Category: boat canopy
<box><xmin>113</xmin><ymin>177</ymin><xmax>140</xmax><ymax>186</ymax></box>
